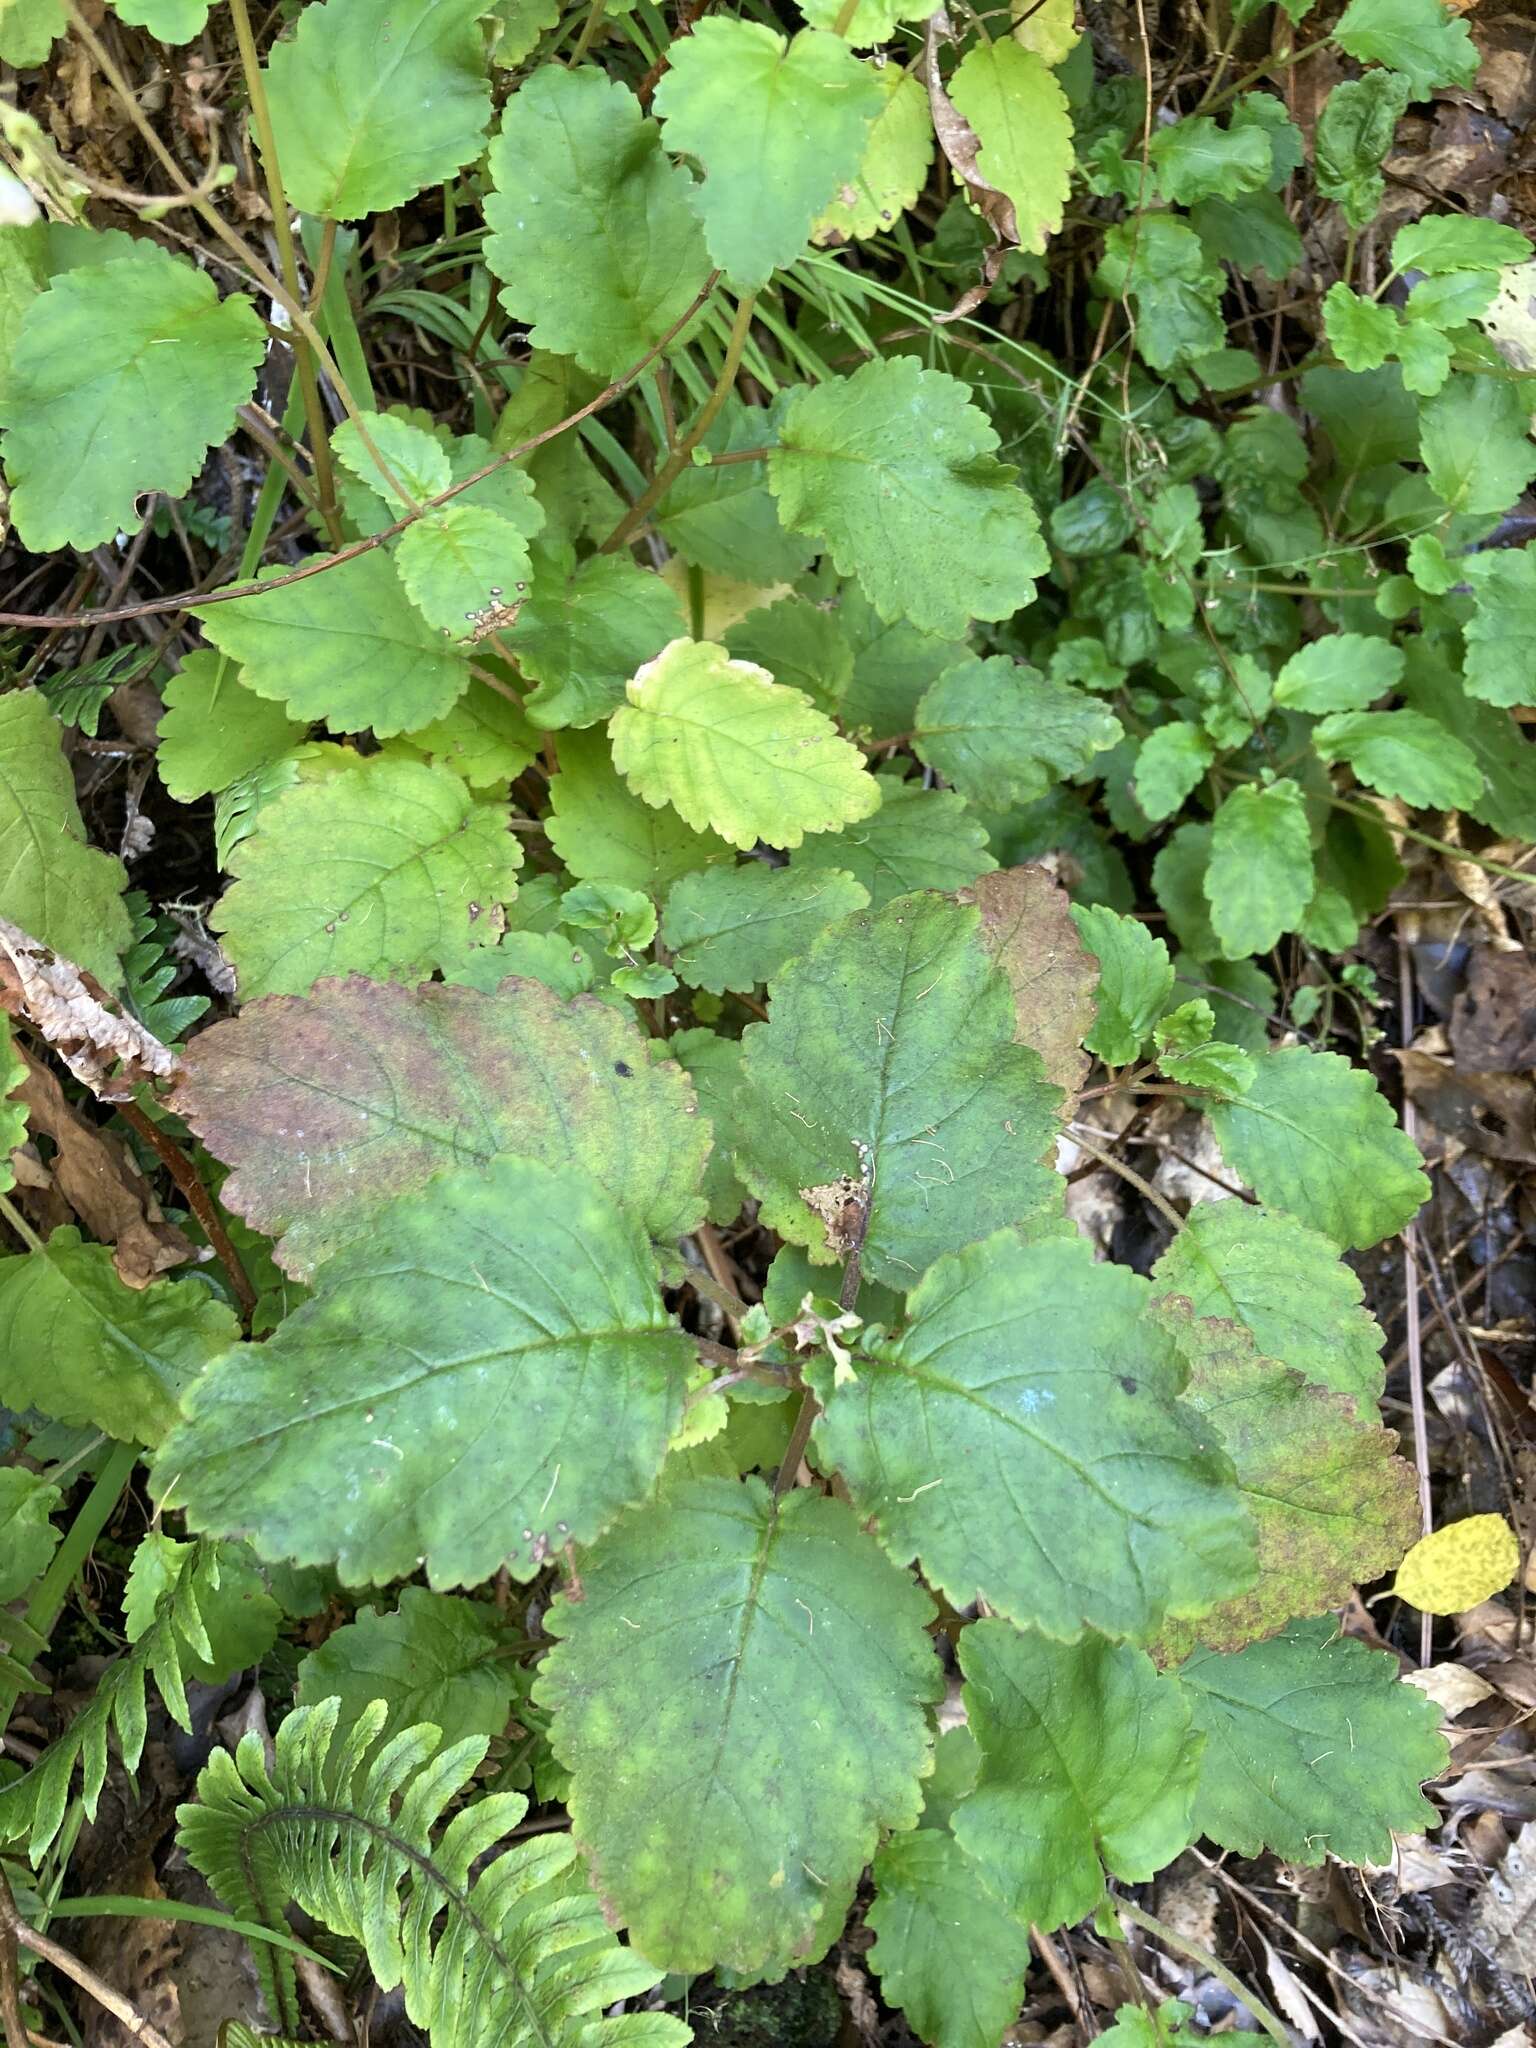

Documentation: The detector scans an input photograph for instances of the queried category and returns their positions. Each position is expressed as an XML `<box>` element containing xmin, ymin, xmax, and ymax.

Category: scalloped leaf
<box><xmin>507</xmin><ymin>549</ymin><xmax>686</xmax><ymax>729</ymax></box>
<box><xmin>172</xmin><ymin>975</ymin><xmax>709</xmax><ymax>1278</ymax></box>
<box><xmin>1205</xmin><ymin>779</ymin><xmax>1313</xmax><ymax>960</ymax></box>
<box><xmin>1313</xmin><ymin>709</ymin><xmax>1482</xmax><ymax>809</ymax></box>
<box><xmin>661</xmin><ymin>863</ymin><xmax>869</xmax><ymax>993</ymax></box>
<box><xmin>867</xmin><ymin>1830</ymin><xmax>1031</xmax><ymax>2048</ymax></box>
<box><xmin>947</xmin><ymin>38</ymin><xmax>1073</xmax><ymax>255</ymax></box>
<box><xmin>546</xmin><ymin>729</ymin><xmax>732</xmax><ymax>896</ymax></box>
<box><xmin>537</xmin><ymin>1475</ymin><xmax>941</xmax><ymax>1974</ymax></box>
<box><xmin>794</xmin><ymin>777</ymin><xmax>996</xmax><ymax>907</ymax></box>
<box><xmin>296</xmin><ymin>1587</ymin><xmax>520</xmax><ymax>1749</ymax></box>
<box><xmin>158</xmin><ymin>1155</ymin><xmax>692</xmax><ymax>1588</ymax></box>
<box><xmin>1070</xmin><ymin>903</ymin><xmax>1175</xmax><ymax>1066</ymax></box>
<box><xmin>913</xmin><ymin>656</ymin><xmax>1121</xmax><ymax>808</ymax></box>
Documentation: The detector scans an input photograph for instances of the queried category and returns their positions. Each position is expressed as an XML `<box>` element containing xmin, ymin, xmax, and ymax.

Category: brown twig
<box><xmin>115</xmin><ymin>1098</ymin><xmax>257</xmax><ymax>1321</ymax></box>
<box><xmin>0</xmin><ymin>1870</ymin><xmax>175</xmax><ymax>2048</ymax></box>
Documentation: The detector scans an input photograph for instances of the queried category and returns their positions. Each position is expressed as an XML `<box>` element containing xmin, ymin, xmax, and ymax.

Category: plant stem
<box><xmin>1067</xmin><ymin>1128</ymin><xmax>1187</xmax><ymax>1235</ymax></box>
<box><xmin>569</xmin><ymin>0</ymin><xmax>607</xmax><ymax>61</ymax></box>
<box><xmin>0</xmin><ymin>1191</ymin><xmax>42</xmax><ymax>1255</ymax></box>
<box><xmin>1116</xmin><ymin>1899</ymin><xmax>1290</xmax><ymax>2048</ymax></box>
<box><xmin>115</xmin><ymin>1099</ymin><xmax>257</xmax><ymax>1322</ymax></box>
<box><xmin>0</xmin><ymin>1870</ymin><xmax>176</xmax><ymax>2048</ymax></box>
<box><xmin>600</xmin><ymin>291</ymin><xmax>758</xmax><ymax>555</ymax></box>
<box><xmin>772</xmin><ymin>1233</ymin><xmax>863</xmax><ymax>1504</ymax></box>
<box><xmin>832</xmin><ymin>0</ymin><xmax>861</xmax><ymax>33</ymax></box>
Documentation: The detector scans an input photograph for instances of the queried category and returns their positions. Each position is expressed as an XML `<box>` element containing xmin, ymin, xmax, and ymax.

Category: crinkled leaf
<box><xmin>264</xmin><ymin>0</ymin><xmax>492</xmax><ymax>219</ymax></box>
<box><xmin>1070</xmin><ymin>903</ymin><xmax>1175</xmax><ymax>1066</ymax></box>
<box><xmin>194</xmin><ymin>552</ymin><xmax>470</xmax><ymax>739</ymax></box>
<box><xmin>1205</xmin><ymin>779</ymin><xmax>1313</xmax><ymax>960</ymax></box>
<box><xmin>0</xmin><ymin>249</ymin><xmax>263</xmax><ymax>554</ymax></box>
<box><xmin>157</xmin><ymin>652</ymin><xmax>306</xmax><ymax>805</ymax></box>
<box><xmin>1313</xmin><ymin>708</ymin><xmax>1482</xmax><ymax>809</ymax></box>
<box><xmin>485</xmin><ymin>66</ymin><xmax>709</xmax><ymax>378</ymax></box>
<box><xmin>794</xmin><ymin>777</ymin><xmax>995</xmax><ymax>907</ymax></box>
<box><xmin>954</xmin><ymin>1621</ymin><xmax>1201</xmax><ymax>1927</ymax></box>
<box><xmin>1151</xmin><ymin>113</ymin><xmax>1270</xmax><ymax>206</ymax></box>
<box><xmin>1314</xmin><ymin>72</ymin><xmax>1411</xmax><ymax>228</ymax></box>
<box><xmin>947</xmin><ymin>39</ymin><xmax>1073</xmax><ymax>255</ymax></box>
<box><xmin>867</xmin><ymin>1831</ymin><xmax>1031</xmax><ymax>2048</ymax></box>
<box><xmin>736</xmin><ymin>894</ymin><xmax>1062</xmax><ymax>1287</ymax></box>
<box><xmin>507</xmin><ymin>550</ymin><xmax>686</xmax><ymax>729</ymax></box>
<box><xmin>1273</xmin><ymin>632</ymin><xmax>1406</xmax><ymax>714</ymax></box>
<box><xmin>609</xmin><ymin>637</ymin><xmax>880</xmax><ymax>851</ymax></box>
<box><xmin>769</xmin><ymin>357</ymin><xmax>1048</xmax><ymax>637</ymax></box>
<box><xmin>296</xmin><ymin>1586</ymin><xmax>519</xmax><ymax>1746</ymax></box>
<box><xmin>538</xmin><ymin>1476</ymin><xmax>940</xmax><ymax>1973</ymax></box>
<box><xmin>158</xmin><ymin>1156</ymin><xmax>692</xmax><ymax>1588</ymax></box>
<box><xmin>1095</xmin><ymin>215</ymin><xmax>1224</xmax><ymax>371</ymax></box>
<box><xmin>1332</xmin><ymin>0</ymin><xmax>1477</xmax><ymax>98</ymax></box>
<box><xmin>1209</xmin><ymin>1046</ymin><xmax>1429</xmax><ymax>1250</ymax></box>
<box><xmin>0</xmin><ymin>1228</ymin><xmax>238</xmax><ymax>1446</ymax></box>
<box><xmin>546</xmin><ymin>728</ymin><xmax>731</xmax><ymax>897</ymax></box>
<box><xmin>654</xmin><ymin>21</ymin><xmax>883</xmax><ymax>289</ymax></box>
<box><xmin>913</xmin><ymin>656</ymin><xmax>1121</xmax><ymax>808</ymax></box>
<box><xmin>661</xmin><ymin>864</ymin><xmax>869</xmax><ymax>994</ymax></box>
<box><xmin>1181</xmin><ymin>1617</ymin><xmax>1446</xmax><ymax>1862</ymax></box>
<box><xmin>957</xmin><ymin>864</ymin><xmax>1097</xmax><ymax>1098</ymax></box>
<box><xmin>173</xmin><ymin>974</ymin><xmax>710</xmax><ymax>1278</ymax></box>
<box><xmin>212</xmin><ymin>755</ymin><xmax>521</xmax><ymax>1001</ymax></box>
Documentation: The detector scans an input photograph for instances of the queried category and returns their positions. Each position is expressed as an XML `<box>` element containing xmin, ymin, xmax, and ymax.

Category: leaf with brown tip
<box><xmin>958</xmin><ymin>864</ymin><xmax>1097</xmax><ymax>1101</ymax></box>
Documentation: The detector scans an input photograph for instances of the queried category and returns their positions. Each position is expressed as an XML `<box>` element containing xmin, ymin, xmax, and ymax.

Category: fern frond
<box><xmin>0</xmin><ymin>1541</ymin><xmax>227</xmax><ymax>1861</ymax></box>
<box><xmin>178</xmin><ymin>1698</ymin><xmax>691</xmax><ymax>2048</ymax></box>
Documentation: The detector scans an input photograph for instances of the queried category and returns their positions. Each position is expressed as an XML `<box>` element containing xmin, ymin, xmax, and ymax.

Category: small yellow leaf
<box><xmin>1394</xmin><ymin>1515</ymin><xmax>1519</xmax><ymax>1614</ymax></box>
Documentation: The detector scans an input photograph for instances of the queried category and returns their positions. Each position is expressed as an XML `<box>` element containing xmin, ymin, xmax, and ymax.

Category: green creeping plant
<box><xmin>1</xmin><ymin>0</ymin><xmax>1525</xmax><ymax>2034</ymax></box>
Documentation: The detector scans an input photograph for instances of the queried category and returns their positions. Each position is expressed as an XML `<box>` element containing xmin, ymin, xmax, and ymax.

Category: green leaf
<box><xmin>395</xmin><ymin>676</ymin><xmax>537</xmax><ymax>789</ymax></box>
<box><xmin>1151</xmin><ymin>113</ymin><xmax>1271</xmax><ymax>206</ymax></box>
<box><xmin>1095</xmin><ymin>215</ymin><xmax>1224</xmax><ymax>372</ymax></box>
<box><xmin>546</xmin><ymin>728</ymin><xmax>731</xmax><ymax>896</ymax></box>
<box><xmin>1181</xmin><ymin>1617</ymin><xmax>1446</xmax><ymax>1862</ymax></box>
<box><xmin>838</xmin><ymin>591</ymin><xmax>972</xmax><ymax>739</ymax></box>
<box><xmin>1097</xmin><ymin>2005</ymin><xmax>1201</xmax><ymax>2048</ymax></box>
<box><xmin>1070</xmin><ymin>903</ymin><xmax>1175</xmax><ymax>1066</ymax></box>
<box><xmin>0</xmin><ymin>0</ymin><xmax>64</xmax><ymax>64</ymax></box>
<box><xmin>669</xmin><ymin>1026</ymin><xmax>749</xmax><ymax>1225</ymax></box>
<box><xmin>1132</xmin><ymin>725</ymin><xmax>1214</xmax><ymax>823</ymax></box>
<box><xmin>264</xmin><ymin>0</ymin><xmax>491</xmax><ymax>219</ymax></box>
<box><xmin>1150</xmin><ymin>1200</ymin><xmax>1387</xmax><ymax>1399</ymax></box>
<box><xmin>1147</xmin><ymin>1301</ymin><xmax>1419</xmax><ymax>1657</ymax></box>
<box><xmin>173</xmin><ymin>974</ymin><xmax>710</xmax><ymax>1279</ymax></box>
<box><xmin>1392</xmin><ymin>213</ymin><xmax>1531</xmax><ymax>275</ymax></box>
<box><xmin>735</xmin><ymin>893</ymin><xmax>1061</xmax><ymax>1287</ymax></box>
<box><xmin>796</xmin><ymin>0</ymin><xmax>940</xmax><ymax>43</ymax></box>
<box><xmin>394</xmin><ymin>506</ymin><xmax>536</xmax><ymax>643</ymax></box>
<box><xmin>0</xmin><ymin>248</ymin><xmax>264</xmax><ymax>553</ymax></box>
<box><xmin>1463</xmin><ymin>543</ymin><xmax>1536</xmax><ymax>708</ymax></box>
<box><xmin>1332</xmin><ymin>0</ymin><xmax>1477</xmax><ymax>98</ymax></box>
<box><xmin>537</xmin><ymin>1476</ymin><xmax>940</xmax><ymax>1974</ymax></box>
<box><xmin>1314</xmin><ymin>73</ymin><xmax>1411</xmax><ymax>227</ymax></box>
<box><xmin>1312</xmin><ymin>707</ymin><xmax>1482</xmax><ymax>809</ymax></box>
<box><xmin>109</xmin><ymin>0</ymin><xmax>209</xmax><ymax>40</ymax></box>
<box><xmin>913</xmin><ymin>656</ymin><xmax>1122</xmax><ymax>807</ymax></box>
<box><xmin>212</xmin><ymin>755</ymin><xmax>521</xmax><ymax>1001</ymax></box>
<box><xmin>609</xmin><ymin>637</ymin><xmax>881</xmax><ymax>851</ymax></box>
<box><xmin>947</xmin><ymin>39</ymin><xmax>1073</xmax><ymax>254</ymax></box>
<box><xmin>1401</xmin><ymin>643</ymin><xmax>1536</xmax><ymax>837</ymax></box>
<box><xmin>1273</xmin><ymin>631</ymin><xmax>1406</xmax><ymax>713</ymax></box>
<box><xmin>867</xmin><ymin>1831</ymin><xmax>1031</xmax><ymax>2048</ymax></box>
<box><xmin>818</xmin><ymin>1231</ymin><xmax>1254</xmax><ymax>1638</ymax></box>
<box><xmin>159</xmin><ymin>1156</ymin><xmax>691</xmax><ymax>1588</ymax></box>
<box><xmin>1205</xmin><ymin>779</ymin><xmax>1313</xmax><ymax>960</ymax></box>
<box><xmin>0</xmin><ymin>690</ymin><xmax>130</xmax><ymax>987</ymax></box>
<box><xmin>296</xmin><ymin>1588</ymin><xmax>518</xmax><ymax>1748</ymax></box>
<box><xmin>724</xmin><ymin>596</ymin><xmax>852</xmax><ymax>716</ymax></box>
<box><xmin>657</xmin><ymin>398</ymin><xmax>814</xmax><ymax>585</ymax></box>
<box><xmin>156</xmin><ymin>652</ymin><xmax>306</xmax><ymax>805</ymax></box>
<box><xmin>1420</xmin><ymin>372</ymin><xmax>1536</xmax><ymax>521</ymax></box>
<box><xmin>1322</xmin><ymin>282</ymin><xmax>1399</xmax><ymax>370</ymax></box>
<box><xmin>0</xmin><ymin>1228</ymin><xmax>238</xmax><ymax>1446</ymax></box>
<box><xmin>794</xmin><ymin>777</ymin><xmax>995</xmax><ymax>906</ymax></box>
<box><xmin>661</xmin><ymin>864</ymin><xmax>869</xmax><ymax>993</ymax></box>
<box><xmin>769</xmin><ymin>356</ymin><xmax>1049</xmax><ymax>637</ymax></box>
<box><xmin>654</xmin><ymin>21</ymin><xmax>883</xmax><ymax>289</ymax></box>
<box><xmin>812</xmin><ymin>68</ymin><xmax>934</xmax><ymax>244</ymax></box>
<box><xmin>332</xmin><ymin>409</ymin><xmax>453</xmax><ymax>507</ymax></box>
<box><xmin>123</xmin><ymin>1533</ymin><xmax>281</xmax><ymax>1683</ymax></box>
<box><xmin>194</xmin><ymin>553</ymin><xmax>471</xmax><ymax>739</ymax></box>
<box><xmin>0</xmin><ymin>1469</ymin><xmax>59</xmax><ymax>1603</ymax></box>
<box><xmin>486</xmin><ymin>66</ymin><xmax>709</xmax><ymax>379</ymax></box>
<box><xmin>507</xmin><ymin>549</ymin><xmax>686</xmax><ymax>729</ymax></box>
<box><xmin>953</xmin><ymin>1622</ymin><xmax>1201</xmax><ymax>1928</ymax></box>
<box><xmin>1209</xmin><ymin>1045</ymin><xmax>1430</xmax><ymax>1250</ymax></box>
<box><xmin>1191</xmin><ymin>188</ymin><xmax>1302</xmax><ymax>281</ymax></box>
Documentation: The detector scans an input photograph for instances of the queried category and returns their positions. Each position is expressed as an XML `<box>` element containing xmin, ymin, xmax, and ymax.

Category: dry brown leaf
<box><xmin>921</xmin><ymin>11</ymin><xmax>1019</xmax><ymax>257</ymax></box>
<box><xmin>1475</xmin><ymin>1818</ymin><xmax>1536</xmax><ymax>1977</ymax></box>
<box><xmin>1451</xmin><ymin>950</ymin><xmax>1536</xmax><ymax>1075</ymax></box>
<box><xmin>957</xmin><ymin>862</ymin><xmax>1096</xmax><ymax>1099</ymax></box>
<box><xmin>0</xmin><ymin>914</ymin><xmax>179</xmax><ymax>1101</ymax></box>
<box><xmin>1405</xmin><ymin>1663</ymin><xmax>1498</xmax><ymax>1719</ymax></box>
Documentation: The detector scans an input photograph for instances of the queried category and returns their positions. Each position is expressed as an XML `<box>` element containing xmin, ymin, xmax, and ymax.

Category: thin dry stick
<box><xmin>1396</xmin><ymin>937</ymin><xmax>1434</xmax><ymax>1669</ymax></box>
<box><xmin>0</xmin><ymin>1898</ymin><xmax>28</xmax><ymax>2048</ymax></box>
<box><xmin>114</xmin><ymin>1098</ymin><xmax>257</xmax><ymax>1322</ymax></box>
<box><xmin>1029</xmin><ymin>1924</ymin><xmax>1093</xmax><ymax>2039</ymax></box>
<box><xmin>1067</xmin><ymin>1127</ymin><xmax>1186</xmax><ymax>1236</ymax></box>
<box><xmin>0</xmin><ymin>1871</ymin><xmax>175</xmax><ymax>2048</ymax></box>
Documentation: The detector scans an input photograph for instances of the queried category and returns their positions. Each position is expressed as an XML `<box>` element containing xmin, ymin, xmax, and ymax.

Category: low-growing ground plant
<box><xmin>0</xmin><ymin>0</ymin><xmax>1531</xmax><ymax>2037</ymax></box>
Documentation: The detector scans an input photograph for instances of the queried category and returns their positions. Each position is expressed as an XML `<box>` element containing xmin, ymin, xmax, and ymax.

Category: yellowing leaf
<box><xmin>948</xmin><ymin>39</ymin><xmax>1073</xmax><ymax>255</ymax></box>
<box><xmin>1394</xmin><ymin>1515</ymin><xmax>1518</xmax><ymax>1614</ymax></box>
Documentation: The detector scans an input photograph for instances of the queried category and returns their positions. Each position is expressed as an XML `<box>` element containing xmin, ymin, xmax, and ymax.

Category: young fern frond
<box><xmin>177</xmin><ymin>1697</ymin><xmax>690</xmax><ymax>2048</ymax></box>
<box><xmin>0</xmin><ymin>1540</ymin><xmax>226</xmax><ymax>1862</ymax></box>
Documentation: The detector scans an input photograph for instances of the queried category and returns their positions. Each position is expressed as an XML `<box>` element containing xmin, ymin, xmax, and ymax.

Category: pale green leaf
<box><xmin>735</xmin><ymin>893</ymin><xmax>1062</xmax><ymax>1287</ymax></box>
<box><xmin>159</xmin><ymin>1156</ymin><xmax>693</xmax><ymax>1588</ymax></box>
<box><xmin>954</xmin><ymin>1621</ymin><xmax>1201</xmax><ymax>1928</ymax></box>
<box><xmin>816</xmin><ymin>1231</ymin><xmax>1255</xmax><ymax>1638</ymax></box>
<box><xmin>193</xmin><ymin>552</ymin><xmax>471</xmax><ymax>739</ymax></box>
<box><xmin>537</xmin><ymin>1476</ymin><xmax>941</xmax><ymax>1973</ymax></box>
<box><xmin>654</xmin><ymin>21</ymin><xmax>883</xmax><ymax>289</ymax></box>
<box><xmin>1420</xmin><ymin>373</ymin><xmax>1536</xmax><ymax>521</ymax></box>
<box><xmin>796</xmin><ymin>0</ymin><xmax>940</xmax><ymax>44</ymax></box>
<box><xmin>109</xmin><ymin>0</ymin><xmax>209</xmax><ymax>40</ymax></box>
<box><xmin>486</xmin><ymin>67</ymin><xmax>709</xmax><ymax>379</ymax></box>
<box><xmin>123</xmin><ymin>1533</ymin><xmax>280</xmax><ymax>1682</ymax></box>
<box><xmin>396</xmin><ymin>676</ymin><xmax>537</xmax><ymax>788</ymax></box>
<box><xmin>669</xmin><ymin>1026</ymin><xmax>749</xmax><ymax>1225</ymax></box>
<box><xmin>1181</xmin><ymin>1617</ymin><xmax>1447</xmax><ymax>1862</ymax></box>
<box><xmin>0</xmin><ymin>1227</ymin><xmax>238</xmax><ymax>1446</ymax></box>
<box><xmin>331</xmin><ymin>410</ymin><xmax>453</xmax><ymax>508</ymax></box>
<box><xmin>794</xmin><ymin>777</ymin><xmax>995</xmax><ymax>906</ymax></box>
<box><xmin>913</xmin><ymin>656</ymin><xmax>1122</xmax><ymax>807</ymax></box>
<box><xmin>1132</xmin><ymin>725</ymin><xmax>1214</xmax><ymax>823</ymax></box>
<box><xmin>769</xmin><ymin>356</ymin><xmax>1049</xmax><ymax>637</ymax></box>
<box><xmin>608</xmin><ymin>637</ymin><xmax>881</xmax><ymax>851</ymax></box>
<box><xmin>264</xmin><ymin>0</ymin><xmax>491</xmax><ymax>219</ymax></box>
<box><xmin>661</xmin><ymin>863</ymin><xmax>869</xmax><ymax>993</ymax></box>
<box><xmin>296</xmin><ymin>1586</ymin><xmax>520</xmax><ymax>1747</ymax></box>
<box><xmin>156</xmin><ymin>652</ymin><xmax>306</xmax><ymax>804</ymax></box>
<box><xmin>507</xmin><ymin>550</ymin><xmax>686</xmax><ymax>729</ymax></box>
<box><xmin>1392</xmin><ymin>213</ymin><xmax>1531</xmax><ymax>275</ymax></box>
<box><xmin>1273</xmin><ymin>632</ymin><xmax>1406</xmax><ymax>714</ymax></box>
<box><xmin>0</xmin><ymin>248</ymin><xmax>264</xmax><ymax>552</ymax></box>
<box><xmin>0</xmin><ymin>1469</ymin><xmax>59</xmax><ymax>1604</ymax></box>
<box><xmin>1463</xmin><ymin>543</ymin><xmax>1536</xmax><ymax>708</ymax></box>
<box><xmin>1070</xmin><ymin>903</ymin><xmax>1175</xmax><ymax>1066</ymax></box>
<box><xmin>1313</xmin><ymin>708</ymin><xmax>1482</xmax><ymax>809</ymax></box>
<box><xmin>173</xmin><ymin>974</ymin><xmax>710</xmax><ymax>1279</ymax></box>
<box><xmin>948</xmin><ymin>39</ymin><xmax>1073</xmax><ymax>254</ymax></box>
<box><xmin>212</xmin><ymin>756</ymin><xmax>520</xmax><ymax>1001</ymax></box>
<box><xmin>395</xmin><ymin>505</ymin><xmax>536</xmax><ymax>643</ymax></box>
<box><xmin>0</xmin><ymin>690</ymin><xmax>130</xmax><ymax>987</ymax></box>
<box><xmin>1209</xmin><ymin>1045</ymin><xmax>1430</xmax><ymax>1250</ymax></box>
<box><xmin>546</xmin><ymin>728</ymin><xmax>732</xmax><ymax>897</ymax></box>
<box><xmin>1333</xmin><ymin>0</ymin><xmax>1478</xmax><ymax>98</ymax></box>
<box><xmin>0</xmin><ymin>0</ymin><xmax>64</xmax><ymax>65</ymax></box>
<box><xmin>812</xmin><ymin>69</ymin><xmax>933</xmax><ymax>244</ymax></box>
<box><xmin>867</xmin><ymin>1831</ymin><xmax>1031</xmax><ymax>2048</ymax></box>
<box><xmin>1205</xmin><ymin>779</ymin><xmax>1313</xmax><ymax>960</ymax></box>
